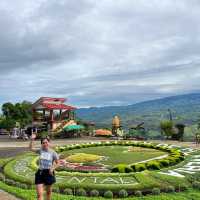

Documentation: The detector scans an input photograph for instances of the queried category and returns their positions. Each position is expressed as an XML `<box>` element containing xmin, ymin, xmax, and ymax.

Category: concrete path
<box><xmin>0</xmin><ymin>135</ymin><xmax>198</xmax><ymax>148</ymax></box>
<box><xmin>0</xmin><ymin>135</ymin><xmax>108</xmax><ymax>148</ymax></box>
<box><xmin>0</xmin><ymin>190</ymin><xmax>21</xmax><ymax>200</ymax></box>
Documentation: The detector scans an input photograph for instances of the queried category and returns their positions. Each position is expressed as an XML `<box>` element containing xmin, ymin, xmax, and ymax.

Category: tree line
<box><xmin>0</xmin><ymin>101</ymin><xmax>32</xmax><ymax>131</ymax></box>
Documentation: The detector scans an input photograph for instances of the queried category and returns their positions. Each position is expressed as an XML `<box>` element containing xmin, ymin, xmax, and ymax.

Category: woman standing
<box><xmin>30</xmin><ymin>134</ymin><xmax>59</xmax><ymax>200</ymax></box>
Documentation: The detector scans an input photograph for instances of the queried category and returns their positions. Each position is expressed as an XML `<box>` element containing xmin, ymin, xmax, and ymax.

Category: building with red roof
<box><xmin>32</xmin><ymin>97</ymin><xmax>77</xmax><ymax>132</ymax></box>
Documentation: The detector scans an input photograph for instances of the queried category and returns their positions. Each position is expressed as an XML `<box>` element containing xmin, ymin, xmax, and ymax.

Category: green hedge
<box><xmin>0</xmin><ymin>142</ymin><xmax>189</xmax><ymax>198</ymax></box>
<box><xmin>55</xmin><ymin>141</ymin><xmax>185</xmax><ymax>174</ymax></box>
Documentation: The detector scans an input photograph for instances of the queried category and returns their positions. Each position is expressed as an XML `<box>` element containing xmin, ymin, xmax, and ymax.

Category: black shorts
<box><xmin>35</xmin><ymin>169</ymin><xmax>56</xmax><ymax>185</ymax></box>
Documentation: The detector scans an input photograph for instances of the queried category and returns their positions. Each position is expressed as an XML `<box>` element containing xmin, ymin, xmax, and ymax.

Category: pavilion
<box><xmin>32</xmin><ymin>97</ymin><xmax>76</xmax><ymax>132</ymax></box>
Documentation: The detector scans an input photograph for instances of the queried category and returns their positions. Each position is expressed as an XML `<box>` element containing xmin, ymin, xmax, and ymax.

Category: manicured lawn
<box><xmin>61</xmin><ymin>146</ymin><xmax>166</xmax><ymax>165</ymax></box>
<box><xmin>1</xmin><ymin>181</ymin><xmax>200</xmax><ymax>200</ymax></box>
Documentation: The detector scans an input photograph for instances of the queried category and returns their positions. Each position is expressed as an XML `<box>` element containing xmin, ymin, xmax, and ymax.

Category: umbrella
<box><xmin>63</xmin><ymin>124</ymin><xmax>84</xmax><ymax>131</ymax></box>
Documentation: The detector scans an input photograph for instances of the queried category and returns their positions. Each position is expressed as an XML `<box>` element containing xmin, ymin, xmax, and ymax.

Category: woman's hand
<box><xmin>31</xmin><ymin>133</ymin><xmax>36</xmax><ymax>140</ymax></box>
<box><xmin>49</xmin><ymin>167</ymin><xmax>54</xmax><ymax>175</ymax></box>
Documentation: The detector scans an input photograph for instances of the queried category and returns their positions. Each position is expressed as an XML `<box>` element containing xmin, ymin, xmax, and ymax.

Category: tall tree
<box><xmin>0</xmin><ymin>101</ymin><xmax>32</xmax><ymax>129</ymax></box>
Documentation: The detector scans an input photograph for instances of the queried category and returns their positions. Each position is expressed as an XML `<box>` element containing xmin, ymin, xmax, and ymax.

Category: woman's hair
<box><xmin>41</xmin><ymin>136</ymin><xmax>50</xmax><ymax>144</ymax></box>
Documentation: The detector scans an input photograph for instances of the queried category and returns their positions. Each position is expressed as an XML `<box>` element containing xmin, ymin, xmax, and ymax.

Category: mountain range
<box><xmin>76</xmin><ymin>93</ymin><xmax>200</xmax><ymax>130</ymax></box>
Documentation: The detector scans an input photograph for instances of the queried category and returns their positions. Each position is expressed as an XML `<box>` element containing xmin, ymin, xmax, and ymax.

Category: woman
<box><xmin>30</xmin><ymin>134</ymin><xmax>59</xmax><ymax>200</ymax></box>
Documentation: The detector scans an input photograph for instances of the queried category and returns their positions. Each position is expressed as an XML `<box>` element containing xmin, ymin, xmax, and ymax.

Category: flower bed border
<box><xmin>55</xmin><ymin>141</ymin><xmax>185</xmax><ymax>173</ymax></box>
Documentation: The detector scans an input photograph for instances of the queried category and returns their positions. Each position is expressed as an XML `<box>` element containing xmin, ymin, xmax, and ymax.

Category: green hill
<box><xmin>76</xmin><ymin>93</ymin><xmax>200</xmax><ymax>131</ymax></box>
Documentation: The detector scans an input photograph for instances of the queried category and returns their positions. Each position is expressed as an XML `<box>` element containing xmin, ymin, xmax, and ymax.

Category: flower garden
<box><xmin>1</xmin><ymin>140</ymin><xmax>200</xmax><ymax>199</ymax></box>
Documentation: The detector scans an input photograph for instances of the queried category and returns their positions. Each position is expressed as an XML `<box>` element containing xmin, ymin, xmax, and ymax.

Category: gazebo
<box><xmin>32</xmin><ymin>97</ymin><xmax>76</xmax><ymax>132</ymax></box>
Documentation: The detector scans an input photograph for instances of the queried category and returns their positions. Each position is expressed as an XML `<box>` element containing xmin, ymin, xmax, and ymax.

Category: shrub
<box><xmin>76</xmin><ymin>188</ymin><xmax>87</xmax><ymax>196</ymax></box>
<box><xmin>20</xmin><ymin>183</ymin><xmax>28</xmax><ymax>189</ymax></box>
<box><xmin>152</xmin><ymin>188</ymin><xmax>160</xmax><ymax>195</ymax></box>
<box><xmin>130</xmin><ymin>164</ymin><xmax>136</xmax><ymax>172</ymax></box>
<box><xmin>15</xmin><ymin>182</ymin><xmax>22</xmax><ymax>188</ymax></box>
<box><xmin>135</xmin><ymin>190</ymin><xmax>142</xmax><ymax>197</ymax></box>
<box><xmin>135</xmin><ymin>163</ymin><xmax>146</xmax><ymax>172</ymax></box>
<box><xmin>146</xmin><ymin>161</ymin><xmax>161</xmax><ymax>170</ymax></box>
<box><xmin>52</xmin><ymin>187</ymin><xmax>60</xmax><ymax>193</ymax></box>
<box><xmin>0</xmin><ymin>173</ymin><xmax>5</xmax><ymax>181</ymax></box>
<box><xmin>179</xmin><ymin>155</ymin><xmax>184</xmax><ymax>161</ymax></box>
<box><xmin>192</xmin><ymin>181</ymin><xmax>200</xmax><ymax>190</ymax></box>
<box><xmin>90</xmin><ymin>189</ymin><xmax>99</xmax><ymax>197</ymax></box>
<box><xmin>104</xmin><ymin>190</ymin><xmax>113</xmax><ymax>199</ymax></box>
<box><xmin>111</xmin><ymin>164</ymin><xmax>133</xmax><ymax>173</ymax></box>
<box><xmin>118</xmin><ymin>189</ymin><xmax>128</xmax><ymax>198</ymax></box>
<box><xmin>5</xmin><ymin>179</ymin><xmax>15</xmax><ymax>185</ymax></box>
<box><xmin>63</xmin><ymin>188</ymin><xmax>73</xmax><ymax>195</ymax></box>
<box><xmin>178</xmin><ymin>184</ymin><xmax>188</xmax><ymax>191</ymax></box>
<box><xmin>159</xmin><ymin>159</ymin><xmax>170</xmax><ymax>167</ymax></box>
<box><xmin>167</xmin><ymin>157</ymin><xmax>178</xmax><ymax>165</ymax></box>
<box><xmin>165</xmin><ymin>185</ymin><xmax>175</xmax><ymax>193</ymax></box>
<box><xmin>172</xmin><ymin>156</ymin><xmax>181</xmax><ymax>163</ymax></box>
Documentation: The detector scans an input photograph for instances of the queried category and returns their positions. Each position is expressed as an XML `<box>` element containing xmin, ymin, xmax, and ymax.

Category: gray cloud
<box><xmin>0</xmin><ymin>0</ymin><xmax>200</xmax><ymax>107</ymax></box>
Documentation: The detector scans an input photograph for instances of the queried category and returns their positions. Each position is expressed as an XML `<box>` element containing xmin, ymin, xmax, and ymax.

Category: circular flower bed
<box><xmin>55</xmin><ymin>141</ymin><xmax>184</xmax><ymax>173</ymax></box>
<box><xmin>0</xmin><ymin>141</ymin><xmax>191</xmax><ymax>199</ymax></box>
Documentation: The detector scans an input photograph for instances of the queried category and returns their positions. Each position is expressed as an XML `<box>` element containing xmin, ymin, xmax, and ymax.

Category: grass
<box><xmin>1</xmin><ymin>181</ymin><xmax>200</xmax><ymax>200</ymax></box>
<box><xmin>0</xmin><ymin>143</ymin><xmax>194</xmax><ymax>198</ymax></box>
<box><xmin>61</xmin><ymin>146</ymin><xmax>166</xmax><ymax>165</ymax></box>
<box><xmin>0</xmin><ymin>157</ymin><xmax>13</xmax><ymax>168</ymax></box>
<box><xmin>3</xmin><ymin>154</ymin><xmax>35</xmax><ymax>185</ymax></box>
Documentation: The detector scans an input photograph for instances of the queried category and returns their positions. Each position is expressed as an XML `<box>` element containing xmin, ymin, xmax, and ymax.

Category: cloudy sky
<box><xmin>0</xmin><ymin>0</ymin><xmax>200</xmax><ymax>107</ymax></box>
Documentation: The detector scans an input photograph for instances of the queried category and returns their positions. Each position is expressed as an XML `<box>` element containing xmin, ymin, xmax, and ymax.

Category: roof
<box><xmin>95</xmin><ymin>129</ymin><xmax>112</xmax><ymax>136</ymax></box>
<box><xmin>42</xmin><ymin>103</ymin><xmax>76</xmax><ymax>110</ymax></box>
<box><xmin>32</xmin><ymin>96</ymin><xmax>76</xmax><ymax>110</ymax></box>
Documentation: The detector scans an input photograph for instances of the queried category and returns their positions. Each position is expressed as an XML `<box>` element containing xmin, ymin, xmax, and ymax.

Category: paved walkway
<box><xmin>0</xmin><ymin>135</ymin><xmax>111</xmax><ymax>150</ymax></box>
<box><xmin>0</xmin><ymin>190</ymin><xmax>21</xmax><ymax>200</ymax></box>
<box><xmin>0</xmin><ymin>135</ymin><xmax>198</xmax><ymax>148</ymax></box>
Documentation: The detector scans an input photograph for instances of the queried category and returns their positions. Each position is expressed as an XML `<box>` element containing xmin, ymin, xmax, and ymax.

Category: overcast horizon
<box><xmin>1</xmin><ymin>0</ymin><xmax>200</xmax><ymax>108</ymax></box>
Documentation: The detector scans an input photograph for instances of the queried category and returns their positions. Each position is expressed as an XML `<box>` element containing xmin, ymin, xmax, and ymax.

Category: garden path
<box><xmin>0</xmin><ymin>190</ymin><xmax>21</xmax><ymax>200</ymax></box>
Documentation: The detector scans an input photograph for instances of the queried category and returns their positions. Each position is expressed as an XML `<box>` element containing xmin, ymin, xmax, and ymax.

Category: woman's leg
<box><xmin>36</xmin><ymin>184</ymin><xmax>43</xmax><ymax>200</ymax></box>
<box><xmin>46</xmin><ymin>185</ymin><xmax>52</xmax><ymax>200</ymax></box>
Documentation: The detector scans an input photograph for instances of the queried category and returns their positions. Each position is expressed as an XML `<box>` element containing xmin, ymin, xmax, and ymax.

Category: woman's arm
<box><xmin>49</xmin><ymin>152</ymin><xmax>59</xmax><ymax>174</ymax></box>
<box><xmin>49</xmin><ymin>159</ymin><xmax>59</xmax><ymax>175</ymax></box>
<box><xmin>29</xmin><ymin>133</ymin><xmax>36</xmax><ymax>151</ymax></box>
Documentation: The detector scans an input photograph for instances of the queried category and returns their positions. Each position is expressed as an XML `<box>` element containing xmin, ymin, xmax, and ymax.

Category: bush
<box><xmin>178</xmin><ymin>184</ymin><xmax>188</xmax><ymax>191</ymax></box>
<box><xmin>192</xmin><ymin>181</ymin><xmax>200</xmax><ymax>190</ymax></box>
<box><xmin>15</xmin><ymin>182</ymin><xmax>22</xmax><ymax>188</ymax></box>
<box><xmin>130</xmin><ymin>164</ymin><xmax>136</xmax><ymax>172</ymax></box>
<box><xmin>76</xmin><ymin>188</ymin><xmax>87</xmax><ymax>196</ymax></box>
<box><xmin>135</xmin><ymin>163</ymin><xmax>146</xmax><ymax>172</ymax></box>
<box><xmin>20</xmin><ymin>183</ymin><xmax>28</xmax><ymax>189</ymax></box>
<box><xmin>63</xmin><ymin>188</ymin><xmax>73</xmax><ymax>195</ymax></box>
<box><xmin>104</xmin><ymin>190</ymin><xmax>113</xmax><ymax>198</ymax></box>
<box><xmin>0</xmin><ymin>173</ymin><xmax>5</xmax><ymax>181</ymax></box>
<box><xmin>5</xmin><ymin>179</ymin><xmax>15</xmax><ymax>186</ymax></box>
<box><xmin>167</xmin><ymin>157</ymin><xmax>178</xmax><ymax>165</ymax></box>
<box><xmin>159</xmin><ymin>159</ymin><xmax>170</xmax><ymax>167</ymax></box>
<box><xmin>135</xmin><ymin>190</ymin><xmax>142</xmax><ymax>197</ymax></box>
<box><xmin>111</xmin><ymin>164</ymin><xmax>133</xmax><ymax>173</ymax></box>
<box><xmin>146</xmin><ymin>161</ymin><xmax>161</xmax><ymax>170</ymax></box>
<box><xmin>152</xmin><ymin>188</ymin><xmax>160</xmax><ymax>195</ymax></box>
<box><xmin>52</xmin><ymin>187</ymin><xmax>60</xmax><ymax>193</ymax></box>
<box><xmin>90</xmin><ymin>189</ymin><xmax>99</xmax><ymax>197</ymax></box>
<box><xmin>118</xmin><ymin>189</ymin><xmax>128</xmax><ymax>198</ymax></box>
<box><xmin>165</xmin><ymin>185</ymin><xmax>175</xmax><ymax>193</ymax></box>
